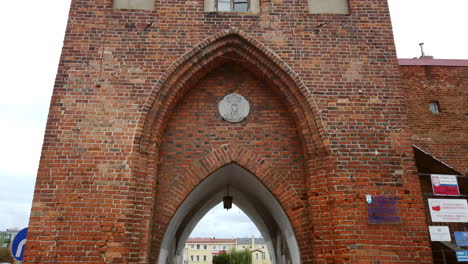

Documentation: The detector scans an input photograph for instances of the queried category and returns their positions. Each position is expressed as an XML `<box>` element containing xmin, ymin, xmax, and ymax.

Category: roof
<box><xmin>398</xmin><ymin>58</ymin><xmax>468</xmax><ymax>67</ymax></box>
<box><xmin>413</xmin><ymin>146</ymin><xmax>461</xmax><ymax>175</ymax></box>
<box><xmin>187</xmin><ymin>238</ymin><xmax>236</xmax><ymax>244</ymax></box>
<box><xmin>236</xmin><ymin>237</ymin><xmax>265</xmax><ymax>245</ymax></box>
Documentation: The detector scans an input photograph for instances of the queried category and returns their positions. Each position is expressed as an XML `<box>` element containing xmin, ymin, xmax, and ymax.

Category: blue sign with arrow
<box><xmin>11</xmin><ymin>227</ymin><xmax>28</xmax><ymax>261</ymax></box>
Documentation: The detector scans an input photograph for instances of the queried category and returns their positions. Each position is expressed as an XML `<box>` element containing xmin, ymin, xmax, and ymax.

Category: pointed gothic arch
<box><xmin>137</xmin><ymin>28</ymin><xmax>328</xmax><ymax>157</ymax></box>
<box><xmin>129</xmin><ymin>29</ymin><xmax>329</xmax><ymax>263</ymax></box>
<box><xmin>158</xmin><ymin>163</ymin><xmax>300</xmax><ymax>264</ymax></box>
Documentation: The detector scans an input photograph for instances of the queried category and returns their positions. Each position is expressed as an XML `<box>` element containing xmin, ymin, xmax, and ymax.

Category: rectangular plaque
<box><xmin>429</xmin><ymin>199</ymin><xmax>468</xmax><ymax>223</ymax></box>
<box><xmin>457</xmin><ymin>251</ymin><xmax>468</xmax><ymax>262</ymax></box>
<box><xmin>431</xmin><ymin>174</ymin><xmax>460</xmax><ymax>196</ymax></box>
<box><xmin>455</xmin><ymin>232</ymin><xmax>468</xmax><ymax>247</ymax></box>
<box><xmin>428</xmin><ymin>226</ymin><xmax>451</xmax><ymax>241</ymax></box>
<box><xmin>367</xmin><ymin>196</ymin><xmax>400</xmax><ymax>224</ymax></box>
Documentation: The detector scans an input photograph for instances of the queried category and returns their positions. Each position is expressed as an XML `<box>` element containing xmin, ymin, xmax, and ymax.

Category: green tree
<box><xmin>213</xmin><ymin>252</ymin><xmax>229</xmax><ymax>264</ymax></box>
<box><xmin>213</xmin><ymin>248</ymin><xmax>251</xmax><ymax>264</ymax></box>
<box><xmin>230</xmin><ymin>248</ymin><xmax>252</xmax><ymax>264</ymax></box>
<box><xmin>0</xmin><ymin>247</ymin><xmax>13</xmax><ymax>263</ymax></box>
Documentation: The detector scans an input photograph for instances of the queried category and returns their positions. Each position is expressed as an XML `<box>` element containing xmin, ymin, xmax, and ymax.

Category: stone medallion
<box><xmin>218</xmin><ymin>93</ymin><xmax>250</xmax><ymax>123</ymax></box>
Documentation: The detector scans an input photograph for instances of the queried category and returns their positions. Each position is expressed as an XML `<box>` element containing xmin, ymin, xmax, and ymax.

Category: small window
<box><xmin>204</xmin><ymin>245</ymin><xmax>207</xmax><ymax>249</ymax></box>
<box><xmin>213</xmin><ymin>245</ymin><xmax>216</xmax><ymax>249</ymax></box>
<box><xmin>191</xmin><ymin>255</ymin><xmax>194</xmax><ymax>261</ymax></box>
<box><xmin>197</xmin><ymin>244</ymin><xmax>200</xmax><ymax>249</ymax></box>
<box><xmin>197</xmin><ymin>255</ymin><xmax>200</xmax><ymax>261</ymax></box>
<box><xmin>217</xmin><ymin>0</ymin><xmax>249</xmax><ymax>12</ymax></box>
<box><xmin>256</xmin><ymin>253</ymin><xmax>258</xmax><ymax>260</ymax></box>
<box><xmin>203</xmin><ymin>255</ymin><xmax>207</xmax><ymax>261</ymax></box>
<box><xmin>191</xmin><ymin>244</ymin><xmax>194</xmax><ymax>249</ymax></box>
<box><xmin>205</xmin><ymin>0</ymin><xmax>259</xmax><ymax>13</ymax></box>
<box><xmin>429</xmin><ymin>101</ymin><xmax>440</xmax><ymax>114</ymax></box>
<box><xmin>262</xmin><ymin>252</ymin><xmax>266</xmax><ymax>259</ymax></box>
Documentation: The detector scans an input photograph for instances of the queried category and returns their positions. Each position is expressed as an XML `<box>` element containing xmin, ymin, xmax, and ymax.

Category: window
<box><xmin>217</xmin><ymin>0</ymin><xmax>248</xmax><ymax>12</ymax></box>
<box><xmin>204</xmin><ymin>245</ymin><xmax>207</xmax><ymax>249</ymax></box>
<box><xmin>256</xmin><ymin>253</ymin><xmax>258</xmax><ymax>260</ymax></box>
<box><xmin>242</xmin><ymin>246</ymin><xmax>245</xmax><ymax>248</ymax></box>
<box><xmin>203</xmin><ymin>255</ymin><xmax>207</xmax><ymax>261</ymax></box>
<box><xmin>429</xmin><ymin>101</ymin><xmax>440</xmax><ymax>114</ymax></box>
<box><xmin>262</xmin><ymin>252</ymin><xmax>266</xmax><ymax>259</ymax></box>
<box><xmin>191</xmin><ymin>255</ymin><xmax>194</xmax><ymax>261</ymax></box>
<box><xmin>197</xmin><ymin>255</ymin><xmax>200</xmax><ymax>261</ymax></box>
<box><xmin>223</xmin><ymin>246</ymin><xmax>226</xmax><ymax>250</ymax></box>
<box><xmin>213</xmin><ymin>245</ymin><xmax>216</xmax><ymax>249</ymax></box>
<box><xmin>191</xmin><ymin>244</ymin><xmax>194</xmax><ymax>249</ymax></box>
<box><xmin>205</xmin><ymin>0</ymin><xmax>259</xmax><ymax>13</ymax></box>
<box><xmin>197</xmin><ymin>244</ymin><xmax>200</xmax><ymax>249</ymax></box>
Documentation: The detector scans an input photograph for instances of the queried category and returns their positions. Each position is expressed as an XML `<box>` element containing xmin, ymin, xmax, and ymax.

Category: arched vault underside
<box><xmin>159</xmin><ymin>163</ymin><xmax>300</xmax><ymax>264</ymax></box>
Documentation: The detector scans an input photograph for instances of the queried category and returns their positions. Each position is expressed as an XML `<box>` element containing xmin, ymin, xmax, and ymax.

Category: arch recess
<box><xmin>138</xmin><ymin>28</ymin><xmax>329</xmax><ymax>157</ymax></box>
<box><xmin>131</xmin><ymin>29</ymin><xmax>328</xmax><ymax>263</ymax></box>
<box><xmin>159</xmin><ymin>163</ymin><xmax>301</xmax><ymax>264</ymax></box>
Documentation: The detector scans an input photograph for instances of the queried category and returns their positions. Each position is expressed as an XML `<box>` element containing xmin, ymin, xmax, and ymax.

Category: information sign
<box><xmin>428</xmin><ymin>199</ymin><xmax>468</xmax><ymax>222</ymax></box>
<box><xmin>428</xmin><ymin>226</ymin><xmax>451</xmax><ymax>241</ymax></box>
<box><xmin>431</xmin><ymin>174</ymin><xmax>460</xmax><ymax>196</ymax></box>
<box><xmin>367</xmin><ymin>196</ymin><xmax>400</xmax><ymax>224</ymax></box>
<box><xmin>457</xmin><ymin>251</ymin><xmax>468</xmax><ymax>262</ymax></box>
<box><xmin>455</xmin><ymin>232</ymin><xmax>468</xmax><ymax>247</ymax></box>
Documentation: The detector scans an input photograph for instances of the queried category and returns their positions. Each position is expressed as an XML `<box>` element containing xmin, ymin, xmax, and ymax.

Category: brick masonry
<box><xmin>400</xmin><ymin>65</ymin><xmax>468</xmax><ymax>175</ymax></box>
<box><xmin>24</xmin><ymin>0</ymin><xmax>443</xmax><ymax>263</ymax></box>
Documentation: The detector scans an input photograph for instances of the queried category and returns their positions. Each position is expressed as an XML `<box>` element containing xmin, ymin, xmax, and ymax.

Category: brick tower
<box><xmin>26</xmin><ymin>0</ymin><xmax>435</xmax><ymax>263</ymax></box>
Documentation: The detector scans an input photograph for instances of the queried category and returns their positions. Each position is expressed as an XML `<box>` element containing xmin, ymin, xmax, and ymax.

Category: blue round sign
<box><xmin>11</xmin><ymin>227</ymin><xmax>28</xmax><ymax>261</ymax></box>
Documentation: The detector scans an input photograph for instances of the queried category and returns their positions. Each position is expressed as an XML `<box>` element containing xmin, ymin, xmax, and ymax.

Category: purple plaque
<box><xmin>367</xmin><ymin>196</ymin><xmax>401</xmax><ymax>224</ymax></box>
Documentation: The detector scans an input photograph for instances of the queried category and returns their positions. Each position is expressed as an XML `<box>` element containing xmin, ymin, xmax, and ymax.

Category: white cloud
<box><xmin>0</xmin><ymin>173</ymin><xmax>36</xmax><ymax>230</ymax></box>
<box><xmin>0</xmin><ymin>0</ymin><xmax>71</xmax><ymax>107</ymax></box>
<box><xmin>0</xmin><ymin>0</ymin><xmax>71</xmax><ymax>230</ymax></box>
<box><xmin>388</xmin><ymin>0</ymin><xmax>468</xmax><ymax>59</ymax></box>
<box><xmin>0</xmin><ymin>112</ymin><xmax>45</xmax><ymax>176</ymax></box>
<box><xmin>190</xmin><ymin>203</ymin><xmax>262</xmax><ymax>238</ymax></box>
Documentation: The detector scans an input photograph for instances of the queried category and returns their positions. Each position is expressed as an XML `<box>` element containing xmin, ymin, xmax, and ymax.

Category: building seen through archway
<box><xmin>158</xmin><ymin>164</ymin><xmax>300</xmax><ymax>264</ymax></box>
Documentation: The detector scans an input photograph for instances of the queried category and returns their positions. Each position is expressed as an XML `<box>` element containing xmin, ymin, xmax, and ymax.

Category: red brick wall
<box><xmin>25</xmin><ymin>0</ymin><xmax>433</xmax><ymax>263</ymax></box>
<box><xmin>152</xmin><ymin>64</ymin><xmax>309</xmax><ymax>261</ymax></box>
<box><xmin>400</xmin><ymin>65</ymin><xmax>468</xmax><ymax>174</ymax></box>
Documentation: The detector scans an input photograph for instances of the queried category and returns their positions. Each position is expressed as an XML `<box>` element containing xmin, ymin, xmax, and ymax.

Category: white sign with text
<box><xmin>428</xmin><ymin>226</ymin><xmax>451</xmax><ymax>241</ymax></box>
<box><xmin>429</xmin><ymin>199</ymin><xmax>468</xmax><ymax>223</ymax></box>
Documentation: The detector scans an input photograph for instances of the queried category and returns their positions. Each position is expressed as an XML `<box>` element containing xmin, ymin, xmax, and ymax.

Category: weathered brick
<box><xmin>23</xmin><ymin>0</ymin><xmax>459</xmax><ymax>263</ymax></box>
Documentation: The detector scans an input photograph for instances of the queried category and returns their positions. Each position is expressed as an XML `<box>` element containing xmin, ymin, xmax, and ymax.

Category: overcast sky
<box><xmin>0</xmin><ymin>0</ymin><xmax>467</xmax><ymax>236</ymax></box>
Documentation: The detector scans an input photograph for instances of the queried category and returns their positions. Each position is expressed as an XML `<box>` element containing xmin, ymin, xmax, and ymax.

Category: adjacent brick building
<box><xmin>25</xmin><ymin>0</ymin><xmax>466</xmax><ymax>263</ymax></box>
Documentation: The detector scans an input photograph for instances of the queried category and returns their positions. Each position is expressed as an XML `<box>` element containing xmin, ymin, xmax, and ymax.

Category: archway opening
<box><xmin>187</xmin><ymin>202</ymin><xmax>267</xmax><ymax>264</ymax></box>
<box><xmin>191</xmin><ymin>202</ymin><xmax>261</xmax><ymax>239</ymax></box>
<box><xmin>159</xmin><ymin>164</ymin><xmax>300</xmax><ymax>264</ymax></box>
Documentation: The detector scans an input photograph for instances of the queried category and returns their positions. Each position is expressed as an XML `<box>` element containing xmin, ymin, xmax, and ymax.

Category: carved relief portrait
<box><xmin>218</xmin><ymin>93</ymin><xmax>250</xmax><ymax>123</ymax></box>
